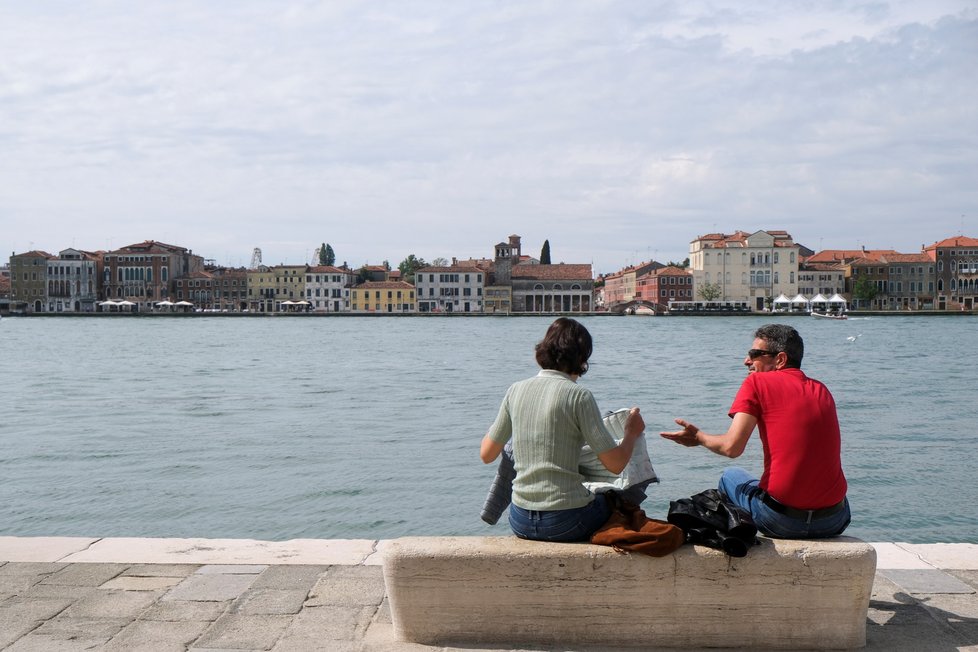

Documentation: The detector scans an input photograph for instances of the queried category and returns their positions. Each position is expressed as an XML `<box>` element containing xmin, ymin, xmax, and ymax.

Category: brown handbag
<box><xmin>590</xmin><ymin>494</ymin><xmax>685</xmax><ymax>557</ymax></box>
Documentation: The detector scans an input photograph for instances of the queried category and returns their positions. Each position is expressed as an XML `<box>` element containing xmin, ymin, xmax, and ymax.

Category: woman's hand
<box><xmin>597</xmin><ymin>407</ymin><xmax>644</xmax><ymax>474</ymax></box>
<box><xmin>624</xmin><ymin>407</ymin><xmax>645</xmax><ymax>440</ymax></box>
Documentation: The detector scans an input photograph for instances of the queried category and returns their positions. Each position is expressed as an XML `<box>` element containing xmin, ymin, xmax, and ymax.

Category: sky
<box><xmin>2</xmin><ymin>1</ymin><xmax>976</xmax><ymax>275</ymax></box>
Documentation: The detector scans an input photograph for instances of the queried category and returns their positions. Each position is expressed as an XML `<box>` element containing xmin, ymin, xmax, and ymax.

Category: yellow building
<box><xmin>351</xmin><ymin>281</ymin><xmax>416</xmax><ymax>313</ymax></box>
<box><xmin>274</xmin><ymin>265</ymin><xmax>307</xmax><ymax>310</ymax></box>
<box><xmin>247</xmin><ymin>265</ymin><xmax>276</xmax><ymax>312</ymax></box>
<box><xmin>247</xmin><ymin>264</ymin><xmax>308</xmax><ymax>312</ymax></box>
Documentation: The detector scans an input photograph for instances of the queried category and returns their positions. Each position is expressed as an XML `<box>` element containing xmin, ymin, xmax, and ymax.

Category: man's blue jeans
<box><xmin>718</xmin><ymin>467</ymin><xmax>851</xmax><ymax>539</ymax></box>
<box><xmin>509</xmin><ymin>494</ymin><xmax>611</xmax><ymax>542</ymax></box>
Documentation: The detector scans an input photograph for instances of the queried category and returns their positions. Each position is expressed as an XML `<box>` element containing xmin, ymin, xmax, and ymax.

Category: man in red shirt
<box><xmin>660</xmin><ymin>324</ymin><xmax>850</xmax><ymax>538</ymax></box>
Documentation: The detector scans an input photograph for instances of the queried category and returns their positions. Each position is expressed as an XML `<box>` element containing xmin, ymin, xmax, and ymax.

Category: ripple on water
<box><xmin>1</xmin><ymin>315</ymin><xmax>976</xmax><ymax>543</ymax></box>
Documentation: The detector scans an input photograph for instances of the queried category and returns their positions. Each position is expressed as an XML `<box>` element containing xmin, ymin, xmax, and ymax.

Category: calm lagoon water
<box><xmin>1</xmin><ymin>314</ymin><xmax>975</xmax><ymax>543</ymax></box>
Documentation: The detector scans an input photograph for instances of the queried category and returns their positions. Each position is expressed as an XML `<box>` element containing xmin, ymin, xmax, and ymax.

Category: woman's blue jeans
<box><xmin>508</xmin><ymin>494</ymin><xmax>611</xmax><ymax>542</ymax></box>
<box><xmin>718</xmin><ymin>467</ymin><xmax>851</xmax><ymax>539</ymax></box>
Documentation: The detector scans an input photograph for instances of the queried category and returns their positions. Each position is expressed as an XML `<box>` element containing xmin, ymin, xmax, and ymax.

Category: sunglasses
<box><xmin>747</xmin><ymin>348</ymin><xmax>779</xmax><ymax>360</ymax></box>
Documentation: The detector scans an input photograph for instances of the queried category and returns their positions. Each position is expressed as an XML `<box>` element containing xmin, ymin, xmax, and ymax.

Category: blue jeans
<box><xmin>508</xmin><ymin>494</ymin><xmax>611</xmax><ymax>542</ymax></box>
<box><xmin>718</xmin><ymin>467</ymin><xmax>851</xmax><ymax>539</ymax></box>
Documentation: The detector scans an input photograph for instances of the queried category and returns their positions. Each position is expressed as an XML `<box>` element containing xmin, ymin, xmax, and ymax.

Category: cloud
<box><xmin>1</xmin><ymin>1</ymin><xmax>976</xmax><ymax>271</ymax></box>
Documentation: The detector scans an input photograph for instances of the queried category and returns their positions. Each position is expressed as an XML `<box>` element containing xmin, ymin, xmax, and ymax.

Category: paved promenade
<box><xmin>1</xmin><ymin>536</ymin><xmax>976</xmax><ymax>651</ymax></box>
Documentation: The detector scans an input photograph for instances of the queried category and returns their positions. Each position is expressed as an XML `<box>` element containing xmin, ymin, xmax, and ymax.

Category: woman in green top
<box><xmin>480</xmin><ymin>317</ymin><xmax>645</xmax><ymax>542</ymax></box>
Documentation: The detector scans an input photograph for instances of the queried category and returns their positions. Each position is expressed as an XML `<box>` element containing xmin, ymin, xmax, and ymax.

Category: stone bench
<box><xmin>382</xmin><ymin>535</ymin><xmax>877</xmax><ymax>650</ymax></box>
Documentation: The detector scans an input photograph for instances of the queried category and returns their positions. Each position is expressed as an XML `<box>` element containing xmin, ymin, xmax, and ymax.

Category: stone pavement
<box><xmin>0</xmin><ymin>537</ymin><xmax>976</xmax><ymax>651</ymax></box>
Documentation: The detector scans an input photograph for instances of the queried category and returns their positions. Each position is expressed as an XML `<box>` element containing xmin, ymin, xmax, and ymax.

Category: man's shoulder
<box><xmin>742</xmin><ymin>368</ymin><xmax>813</xmax><ymax>388</ymax></box>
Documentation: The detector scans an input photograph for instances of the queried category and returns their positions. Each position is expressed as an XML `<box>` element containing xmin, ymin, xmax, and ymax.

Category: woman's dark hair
<box><xmin>755</xmin><ymin>323</ymin><xmax>804</xmax><ymax>368</ymax></box>
<box><xmin>535</xmin><ymin>317</ymin><xmax>593</xmax><ymax>376</ymax></box>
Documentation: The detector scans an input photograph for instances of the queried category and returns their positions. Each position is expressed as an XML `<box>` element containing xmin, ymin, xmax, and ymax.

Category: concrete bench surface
<box><xmin>383</xmin><ymin>535</ymin><xmax>877</xmax><ymax>650</ymax></box>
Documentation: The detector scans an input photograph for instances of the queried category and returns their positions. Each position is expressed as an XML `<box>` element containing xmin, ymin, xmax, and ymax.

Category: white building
<box><xmin>415</xmin><ymin>262</ymin><xmax>486</xmax><ymax>313</ymax></box>
<box><xmin>305</xmin><ymin>266</ymin><xmax>356</xmax><ymax>312</ymax></box>
<box><xmin>689</xmin><ymin>230</ymin><xmax>800</xmax><ymax>311</ymax></box>
<box><xmin>47</xmin><ymin>248</ymin><xmax>99</xmax><ymax>313</ymax></box>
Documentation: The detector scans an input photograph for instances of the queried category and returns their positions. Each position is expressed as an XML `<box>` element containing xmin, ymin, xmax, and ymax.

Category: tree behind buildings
<box><xmin>398</xmin><ymin>254</ymin><xmax>427</xmax><ymax>283</ymax></box>
<box><xmin>540</xmin><ymin>240</ymin><xmax>551</xmax><ymax>264</ymax></box>
<box><xmin>317</xmin><ymin>243</ymin><xmax>336</xmax><ymax>266</ymax></box>
<box><xmin>697</xmin><ymin>281</ymin><xmax>722</xmax><ymax>301</ymax></box>
<box><xmin>851</xmin><ymin>275</ymin><xmax>879</xmax><ymax>308</ymax></box>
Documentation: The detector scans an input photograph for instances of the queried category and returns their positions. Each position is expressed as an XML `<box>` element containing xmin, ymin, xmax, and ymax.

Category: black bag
<box><xmin>667</xmin><ymin>489</ymin><xmax>758</xmax><ymax>557</ymax></box>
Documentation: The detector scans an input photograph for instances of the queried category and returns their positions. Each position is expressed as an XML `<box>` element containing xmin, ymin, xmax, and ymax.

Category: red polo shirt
<box><xmin>729</xmin><ymin>368</ymin><xmax>847</xmax><ymax>509</ymax></box>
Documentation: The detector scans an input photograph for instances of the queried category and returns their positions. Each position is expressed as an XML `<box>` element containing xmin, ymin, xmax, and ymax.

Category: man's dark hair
<box><xmin>755</xmin><ymin>324</ymin><xmax>804</xmax><ymax>368</ymax></box>
<box><xmin>535</xmin><ymin>317</ymin><xmax>593</xmax><ymax>376</ymax></box>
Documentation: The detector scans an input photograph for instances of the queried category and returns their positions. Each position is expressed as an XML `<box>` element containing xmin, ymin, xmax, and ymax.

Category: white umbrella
<box><xmin>155</xmin><ymin>300</ymin><xmax>174</xmax><ymax>307</ymax></box>
<box><xmin>174</xmin><ymin>301</ymin><xmax>194</xmax><ymax>306</ymax></box>
<box><xmin>99</xmin><ymin>300</ymin><xmax>119</xmax><ymax>306</ymax></box>
<box><xmin>117</xmin><ymin>300</ymin><xmax>136</xmax><ymax>306</ymax></box>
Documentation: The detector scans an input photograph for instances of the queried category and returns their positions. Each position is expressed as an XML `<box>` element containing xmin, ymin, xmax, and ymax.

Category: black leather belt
<box><xmin>760</xmin><ymin>492</ymin><xmax>846</xmax><ymax>522</ymax></box>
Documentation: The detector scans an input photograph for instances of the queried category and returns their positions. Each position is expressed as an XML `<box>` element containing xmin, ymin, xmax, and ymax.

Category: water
<box><xmin>1</xmin><ymin>314</ymin><xmax>975</xmax><ymax>543</ymax></box>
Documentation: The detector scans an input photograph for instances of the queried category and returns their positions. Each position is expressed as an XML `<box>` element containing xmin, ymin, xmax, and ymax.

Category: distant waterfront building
<box><xmin>175</xmin><ymin>267</ymin><xmax>248</xmax><ymax>311</ymax></box>
<box><xmin>925</xmin><ymin>235</ymin><xmax>978</xmax><ymax>311</ymax></box>
<box><xmin>246</xmin><ymin>265</ymin><xmax>276</xmax><ymax>312</ymax></box>
<box><xmin>817</xmin><ymin>248</ymin><xmax>936</xmax><ymax>311</ymax></box>
<box><xmin>510</xmin><ymin>264</ymin><xmax>593</xmax><ymax>312</ymax></box>
<box><xmin>102</xmin><ymin>240</ymin><xmax>204</xmax><ymax>312</ymax></box>
<box><xmin>602</xmin><ymin>261</ymin><xmax>662</xmax><ymax>306</ymax></box>
<box><xmin>0</xmin><ymin>268</ymin><xmax>10</xmax><ymax>314</ymax></box>
<box><xmin>635</xmin><ymin>265</ymin><xmax>693</xmax><ymax>310</ymax></box>
<box><xmin>797</xmin><ymin>261</ymin><xmax>847</xmax><ymax>299</ymax></box>
<box><xmin>175</xmin><ymin>270</ymin><xmax>214</xmax><ymax>308</ymax></box>
<box><xmin>9</xmin><ymin>250</ymin><xmax>55</xmax><ymax>313</ymax></box>
<box><xmin>207</xmin><ymin>266</ymin><xmax>249</xmax><ymax>311</ymax></box>
<box><xmin>879</xmin><ymin>253</ymin><xmax>934</xmax><ymax>310</ymax></box>
<box><xmin>414</xmin><ymin>260</ymin><xmax>485</xmax><ymax>313</ymax></box>
<box><xmin>351</xmin><ymin>281</ymin><xmax>416</xmax><ymax>313</ymax></box>
<box><xmin>246</xmin><ymin>264</ymin><xmax>310</xmax><ymax>312</ymax></box>
<box><xmin>488</xmin><ymin>234</ymin><xmax>593</xmax><ymax>313</ymax></box>
<box><xmin>483</xmin><ymin>285</ymin><xmax>512</xmax><ymax>313</ymax></box>
<box><xmin>846</xmin><ymin>258</ymin><xmax>891</xmax><ymax>310</ymax></box>
<box><xmin>689</xmin><ymin>230</ymin><xmax>800</xmax><ymax>311</ymax></box>
<box><xmin>274</xmin><ymin>265</ymin><xmax>307</xmax><ymax>309</ymax></box>
<box><xmin>46</xmin><ymin>248</ymin><xmax>99</xmax><ymax>313</ymax></box>
<box><xmin>305</xmin><ymin>265</ymin><xmax>356</xmax><ymax>312</ymax></box>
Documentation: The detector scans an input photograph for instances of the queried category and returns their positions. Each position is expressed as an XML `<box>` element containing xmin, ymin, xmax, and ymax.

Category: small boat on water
<box><xmin>811</xmin><ymin>311</ymin><xmax>847</xmax><ymax>320</ymax></box>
